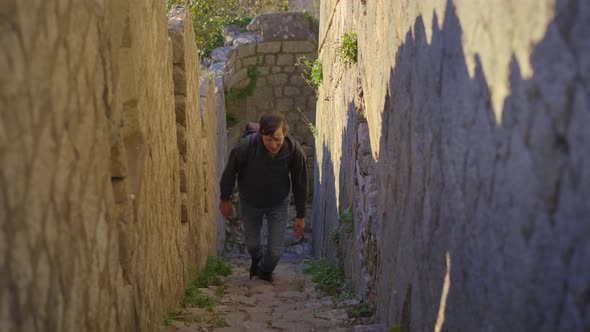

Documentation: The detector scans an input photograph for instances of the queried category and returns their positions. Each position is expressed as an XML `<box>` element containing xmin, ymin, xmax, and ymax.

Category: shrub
<box><xmin>339</xmin><ymin>31</ymin><xmax>358</xmax><ymax>65</ymax></box>
<box><xmin>181</xmin><ymin>256</ymin><xmax>232</xmax><ymax>308</ymax></box>
<box><xmin>295</xmin><ymin>57</ymin><xmax>323</xmax><ymax>88</ymax></box>
<box><xmin>303</xmin><ymin>258</ymin><xmax>353</xmax><ymax>301</ymax></box>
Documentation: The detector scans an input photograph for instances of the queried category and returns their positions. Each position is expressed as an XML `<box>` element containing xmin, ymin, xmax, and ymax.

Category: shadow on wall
<box><xmin>375</xmin><ymin>0</ymin><xmax>588</xmax><ymax>331</ymax></box>
<box><xmin>311</xmin><ymin>142</ymin><xmax>338</xmax><ymax>259</ymax></box>
<box><xmin>311</xmin><ymin>101</ymin><xmax>359</xmax><ymax>259</ymax></box>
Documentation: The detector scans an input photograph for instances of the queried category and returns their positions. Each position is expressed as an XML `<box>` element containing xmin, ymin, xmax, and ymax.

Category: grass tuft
<box><xmin>303</xmin><ymin>258</ymin><xmax>353</xmax><ymax>301</ymax></box>
<box><xmin>180</xmin><ymin>256</ymin><xmax>232</xmax><ymax>309</ymax></box>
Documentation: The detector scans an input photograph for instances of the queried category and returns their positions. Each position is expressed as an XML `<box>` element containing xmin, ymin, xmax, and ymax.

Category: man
<box><xmin>219</xmin><ymin>112</ymin><xmax>308</xmax><ymax>282</ymax></box>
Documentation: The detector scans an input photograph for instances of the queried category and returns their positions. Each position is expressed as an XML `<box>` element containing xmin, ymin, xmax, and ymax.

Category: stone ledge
<box><xmin>247</xmin><ymin>12</ymin><xmax>312</xmax><ymax>41</ymax></box>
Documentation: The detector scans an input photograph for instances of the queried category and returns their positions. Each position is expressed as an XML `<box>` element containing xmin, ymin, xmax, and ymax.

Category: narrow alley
<box><xmin>2</xmin><ymin>1</ymin><xmax>589</xmax><ymax>332</ymax></box>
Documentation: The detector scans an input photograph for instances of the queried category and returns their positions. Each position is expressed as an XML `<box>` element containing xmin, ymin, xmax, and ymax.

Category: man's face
<box><xmin>261</xmin><ymin>127</ymin><xmax>285</xmax><ymax>156</ymax></box>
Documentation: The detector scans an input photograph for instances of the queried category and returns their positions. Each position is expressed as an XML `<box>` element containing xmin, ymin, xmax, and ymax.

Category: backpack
<box><xmin>239</xmin><ymin>122</ymin><xmax>297</xmax><ymax>169</ymax></box>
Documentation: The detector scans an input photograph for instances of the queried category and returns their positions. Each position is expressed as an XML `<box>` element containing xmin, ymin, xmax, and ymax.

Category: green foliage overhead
<box><xmin>339</xmin><ymin>31</ymin><xmax>358</xmax><ymax>65</ymax></box>
<box><xmin>166</xmin><ymin>0</ymin><xmax>290</xmax><ymax>58</ymax></box>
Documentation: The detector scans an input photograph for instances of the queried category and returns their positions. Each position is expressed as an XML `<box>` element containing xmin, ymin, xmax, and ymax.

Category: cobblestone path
<box><xmin>160</xmin><ymin>255</ymin><xmax>382</xmax><ymax>332</ymax></box>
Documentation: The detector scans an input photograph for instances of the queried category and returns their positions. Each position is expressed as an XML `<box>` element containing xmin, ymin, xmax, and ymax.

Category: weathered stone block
<box><xmin>237</xmin><ymin>43</ymin><xmax>256</xmax><ymax>58</ymax></box>
<box><xmin>271</xmin><ymin>66</ymin><xmax>282</xmax><ymax>74</ymax></box>
<box><xmin>284</xmin><ymin>87</ymin><xmax>301</xmax><ymax>97</ymax></box>
<box><xmin>210</xmin><ymin>46</ymin><xmax>236</xmax><ymax>63</ymax></box>
<box><xmin>232</xmin><ymin>32</ymin><xmax>263</xmax><ymax>46</ymax></box>
<box><xmin>255</xmin><ymin>77</ymin><xmax>267</xmax><ymax>88</ymax></box>
<box><xmin>173</xmin><ymin>66</ymin><xmax>187</xmax><ymax>95</ymax></box>
<box><xmin>175</xmin><ymin>95</ymin><xmax>186</xmax><ymax>124</ymax></box>
<box><xmin>289</xmin><ymin>75</ymin><xmax>306</xmax><ymax>87</ymax></box>
<box><xmin>177</xmin><ymin>125</ymin><xmax>187</xmax><ymax>155</ymax></box>
<box><xmin>264</xmin><ymin>55</ymin><xmax>276</xmax><ymax>65</ymax></box>
<box><xmin>253</xmin><ymin>87</ymin><xmax>274</xmax><ymax>109</ymax></box>
<box><xmin>229</xmin><ymin>68</ymin><xmax>249</xmax><ymax>88</ymax></box>
<box><xmin>274</xmin><ymin>87</ymin><xmax>283</xmax><ymax>98</ymax></box>
<box><xmin>258</xmin><ymin>41</ymin><xmax>282</xmax><ymax>53</ymax></box>
<box><xmin>242</xmin><ymin>56</ymin><xmax>258</xmax><ymax>67</ymax></box>
<box><xmin>283</xmin><ymin>41</ymin><xmax>317</xmax><ymax>53</ymax></box>
<box><xmin>247</xmin><ymin>12</ymin><xmax>310</xmax><ymax>41</ymax></box>
<box><xmin>180</xmin><ymin>194</ymin><xmax>188</xmax><ymax>223</ymax></box>
<box><xmin>276</xmin><ymin>98</ymin><xmax>294</xmax><ymax>112</ymax></box>
<box><xmin>233</xmin><ymin>79</ymin><xmax>249</xmax><ymax>90</ymax></box>
<box><xmin>268</xmin><ymin>73</ymin><xmax>288</xmax><ymax>85</ymax></box>
<box><xmin>179</xmin><ymin>164</ymin><xmax>187</xmax><ymax>193</ymax></box>
<box><xmin>277</xmin><ymin>54</ymin><xmax>295</xmax><ymax>66</ymax></box>
<box><xmin>258</xmin><ymin>66</ymin><xmax>270</xmax><ymax>75</ymax></box>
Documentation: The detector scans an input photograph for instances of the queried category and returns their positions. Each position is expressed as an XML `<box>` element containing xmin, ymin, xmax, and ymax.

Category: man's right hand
<box><xmin>219</xmin><ymin>200</ymin><xmax>234</xmax><ymax>218</ymax></box>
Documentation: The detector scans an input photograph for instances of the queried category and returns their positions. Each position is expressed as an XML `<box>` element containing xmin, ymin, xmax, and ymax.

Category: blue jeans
<box><xmin>240</xmin><ymin>197</ymin><xmax>289</xmax><ymax>274</ymax></box>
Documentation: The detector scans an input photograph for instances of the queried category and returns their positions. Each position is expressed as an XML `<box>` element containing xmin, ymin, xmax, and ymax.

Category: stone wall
<box><xmin>208</xmin><ymin>12</ymin><xmax>318</xmax><ymax>182</ymax></box>
<box><xmin>0</xmin><ymin>2</ymin><xmax>223</xmax><ymax>331</ymax></box>
<box><xmin>313</xmin><ymin>0</ymin><xmax>590</xmax><ymax>331</ymax></box>
<box><xmin>169</xmin><ymin>6</ymin><xmax>223</xmax><ymax>273</ymax></box>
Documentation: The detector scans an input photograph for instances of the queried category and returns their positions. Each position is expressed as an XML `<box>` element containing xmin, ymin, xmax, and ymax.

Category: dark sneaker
<box><xmin>257</xmin><ymin>271</ymin><xmax>275</xmax><ymax>282</ymax></box>
<box><xmin>249</xmin><ymin>259</ymin><xmax>261</xmax><ymax>280</ymax></box>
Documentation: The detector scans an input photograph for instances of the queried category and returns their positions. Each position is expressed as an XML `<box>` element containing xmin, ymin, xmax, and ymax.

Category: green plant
<box><xmin>195</xmin><ymin>256</ymin><xmax>232</xmax><ymax>287</ymax></box>
<box><xmin>181</xmin><ymin>285</ymin><xmax>216</xmax><ymax>309</ymax></box>
<box><xmin>339</xmin><ymin>31</ymin><xmax>358</xmax><ymax>65</ymax></box>
<box><xmin>295</xmin><ymin>57</ymin><xmax>323</xmax><ymax>88</ymax></box>
<box><xmin>310</xmin><ymin>59</ymin><xmax>323</xmax><ymax>87</ymax></box>
<box><xmin>303</xmin><ymin>258</ymin><xmax>353</xmax><ymax>300</ymax></box>
<box><xmin>181</xmin><ymin>256</ymin><xmax>231</xmax><ymax>309</ymax></box>
<box><xmin>389</xmin><ymin>327</ymin><xmax>402</xmax><ymax>332</ymax></box>
<box><xmin>163</xmin><ymin>310</ymin><xmax>184</xmax><ymax>326</ymax></box>
<box><xmin>209</xmin><ymin>312</ymin><xmax>230</xmax><ymax>328</ymax></box>
<box><xmin>330</xmin><ymin>227</ymin><xmax>340</xmax><ymax>245</ymax></box>
<box><xmin>347</xmin><ymin>302</ymin><xmax>373</xmax><ymax>319</ymax></box>
<box><xmin>339</xmin><ymin>206</ymin><xmax>353</xmax><ymax>233</ymax></box>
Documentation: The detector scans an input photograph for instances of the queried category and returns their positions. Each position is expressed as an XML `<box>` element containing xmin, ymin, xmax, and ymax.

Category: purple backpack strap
<box><xmin>247</xmin><ymin>133</ymin><xmax>258</xmax><ymax>160</ymax></box>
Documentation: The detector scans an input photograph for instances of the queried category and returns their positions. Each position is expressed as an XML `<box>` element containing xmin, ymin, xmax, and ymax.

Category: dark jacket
<box><xmin>220</xmin><ymin>134</ymin><xmax>308</xmax><ymax>218</ymax></box>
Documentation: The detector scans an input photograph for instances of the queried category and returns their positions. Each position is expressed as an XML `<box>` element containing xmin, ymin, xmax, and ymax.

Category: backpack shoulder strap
<box><xmin>287</xmin><ymin>134</ymin><xmax>298</xmax><ymax>170</ymax></box>
<box><xmin>247</xmin><ymin>133</ymin><xmax>258</xmax><ymax>161</ymax></box>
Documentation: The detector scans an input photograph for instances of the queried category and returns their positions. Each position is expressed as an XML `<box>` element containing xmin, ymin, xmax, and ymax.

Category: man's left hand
<box><xmin>294</xmin><ymin>218</ymin><xmax>305</xmax><ymax>237</ymax></box>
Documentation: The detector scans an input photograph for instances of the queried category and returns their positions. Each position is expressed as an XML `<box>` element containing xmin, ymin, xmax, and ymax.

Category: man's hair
<box><xmin>259</xmin><ymin>112</ymin><xmax>289</xmax><ymax>136</ymax></box>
